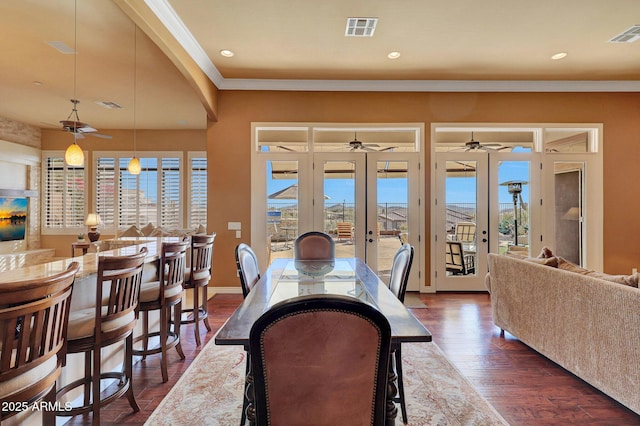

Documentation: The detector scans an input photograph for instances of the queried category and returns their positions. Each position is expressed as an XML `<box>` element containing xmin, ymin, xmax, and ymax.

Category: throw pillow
<box><xmin>557</xmin><ymin>257</ymin><xmax>591</xmax><ymax>274</ymax></box>
<box><xmin>118</xmin><ymin>225</ymin><xmax>143</xmax><ymax>238</ymax></box>
<box><xmin>196</xmin><ymin>224</ymin><xmax>206</xmax><ymax>234</ymax></box>
<box><xmin>586</xmin><ymin>271</ymin><xmax>640</xmax><ymax>288</ymax></box>
<box><xmin>537</xmin><ymin>246</ymin><xmax>554</xmax><ymax>259</ymax></box>
<box><xmin>140</xmin><ymin>222</ymin><xmax>156</xmax><ymax>236</ymax></box>
<box><xmin>524</xmin><ymin>256</ymin><xmax>559</xmax><ymax>267</ymax></box>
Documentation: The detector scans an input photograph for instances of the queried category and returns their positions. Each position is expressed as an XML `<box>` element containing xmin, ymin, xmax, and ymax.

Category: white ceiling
<box><xmin>1</xmin><ymin>0</ymin><xmax>639</xmax><ymax>133</ymax></box>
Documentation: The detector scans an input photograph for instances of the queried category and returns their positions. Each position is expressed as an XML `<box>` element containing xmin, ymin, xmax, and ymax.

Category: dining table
<box><xmin>215</xmin><ymin>257</ymin><xmax>432</xmax><ymax>425</ymax></box>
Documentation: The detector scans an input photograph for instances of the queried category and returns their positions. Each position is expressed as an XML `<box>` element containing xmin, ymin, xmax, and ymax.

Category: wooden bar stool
<box><xmin>133</xmin><ymin>241</ymin><xmax>188</xmax><ymax>383</ymax></box>
<box><xmin>56</xmin><ymin>248</ymin><xmax>147</xmax><ymax>425</ymax></box>
<box><xmin>182</xmin><ymin>233</ymin><xmax>215</xmax><ymax>346</ymax></box>
<box><xmin>0</xmin><ymin>263</ymin><xmax>79</xmax><ymax>424</ymax></box>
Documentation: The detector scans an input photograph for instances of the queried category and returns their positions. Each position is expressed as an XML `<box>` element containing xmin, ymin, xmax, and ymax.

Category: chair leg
<box><xmin>174</xmin><ymin>301</ymin><xmax>185</xmax><ymax>360</ymax></box>
<box><xmin>92</xmin><ymin>344</ymin><xmax>101</xmax><ymax>425</ymax></box>
<box><xmin>395</xmin><ymin>347</ymin><xmax>408</xmax><ymax>424</ymax></box>
<box><xmin>240</xmin><ymin>352</ymin><xmax>250</xmax><ymax>426</ymax></box>
<box><xmin>160</xmin><ymin>305</ymin><xmax>169</xmax><ymax>383</ymax></box>
<box><xmin>193</xmin><ymin>286</ymin><xmax>201</xmax><ymax>346</ymax></box>
<box><xmin>201</xmin><ymin>285</ymin><xmax>212</xmax><ymax>332</ymax></box>
<box><xmin>124</xmin><ymin>333</ymin><xmax>141</xmax><ymax>413</ymax></box>
<box><xmin>142</xmin><ymin>310</ymin><xmax>149</xmax><ymax>360</ymax></box>
<box><xmin>83</xmin><ymin>350</ymin><xmax>91</xmax><ymax>408</ymax></box>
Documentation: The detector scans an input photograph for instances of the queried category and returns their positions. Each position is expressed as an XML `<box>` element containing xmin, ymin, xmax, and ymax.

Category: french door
<box><xmin>435</xmin><ymin>151</ymin><xmax>536</xmax><ymax>291</ymax></box>
<box><xmin>312</xmin><ymin>152</ymin><xmax>421</xmax><ymax>290</ymax></box>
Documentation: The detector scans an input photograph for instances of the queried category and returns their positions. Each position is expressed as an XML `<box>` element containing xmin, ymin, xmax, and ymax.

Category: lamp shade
<box><xmin>128</xmin><ymin>157</ymin><xmax>141</xmax><ymax>175</ymax></box>
<box><xmin>85</xmin><ymin>213</ymin><xmax>101</xmax><ymax>227</ymax></box>
<box><xmin>65</xmin><ymin>142</ymin><xmax>84</xmax><ymax>166</ymax></box>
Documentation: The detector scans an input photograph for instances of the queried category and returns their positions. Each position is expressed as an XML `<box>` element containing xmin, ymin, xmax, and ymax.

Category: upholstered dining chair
<box><xmin>293</xmin><ymin>231</ymin><xmax>335</xmax><ymax>261</ymax></box>
<box><xmin>387</xmin><ymin>243</ymin><xmax>414</xmax><ymax>424</ymax></box>
<box><xmin>182</xmin><ymin>233</ymin><xmax>215</xmax><ymax>346</ymax></box>
<box><xmin>134</xmin><ymin>240</ymin><xmax>188</xmax><ymax>383</ymax></box>
<box><xmin>249</xmin><ymin>295</ymin><xmax>391</xmax><ymax>426</ymax></box>
<box><xmin>235</xmin><ymin>243</ymin><xmax>261</xmax><ymax>298</ymax></box>
<box><xmin>234</xmin><ymin>242</ymin><xmax>261</xmax><ymax>425</ymax></box>
<box><xmin>56</xmin><ymin>248</ymin><xmax>147</xmax><ymax>425</ymax></box>
<box><xmin>0</xmin><ymin>262</ymin><xmax>79</xmax><ymax>424</ymax></box>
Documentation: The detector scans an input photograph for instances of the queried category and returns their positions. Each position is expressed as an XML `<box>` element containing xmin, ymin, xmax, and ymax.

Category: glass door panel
<box><xmin>553</xmin><ymin>162</ymin><xmax>584</xmax><ymax>265</ymax></box>
<box><xmin>435</xmin><ymin>153</ymin><xmax>488</xmax><ymax>291</ymax></box>
<box><xmin>322</xmin><ymin>159</ymin><xmax>357</xmax><ymax>259</ymax></box>
<box><xmin>497</xmin><ymin>161</ymin><xmax>531</xmax><ymax>255</ymax></box>
<box><xmin>267</xmin><ymin>160</ymin><xmax>299</xmax><ymax>262</ymax></box>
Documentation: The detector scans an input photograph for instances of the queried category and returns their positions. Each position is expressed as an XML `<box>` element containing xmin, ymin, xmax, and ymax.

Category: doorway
<box><xmin>252</xmin><ymin>124</ymin><xmax>424</xmax><ymax>291</ymax></box>
<box><xmin>432</xmin><ymin>124</ymin><xmax>602</xmax><ymax>291</ymax></box>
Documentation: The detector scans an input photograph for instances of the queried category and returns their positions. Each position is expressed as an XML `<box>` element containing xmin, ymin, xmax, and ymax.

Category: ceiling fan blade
<box><xmin>89</xmin><ymin>133</ymin><xmax>112</xmax><ymax>139</ymax></box>
<box><xmin>276</xmin><ymin>145</ymin><xmax>296</xmax><ymax>152</ymax></box>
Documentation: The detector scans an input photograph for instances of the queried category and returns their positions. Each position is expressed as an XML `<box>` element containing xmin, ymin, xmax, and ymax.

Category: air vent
<box><xmin>345</xmin><ymin>17</ymin><xmax>378</xmax><ymax>37</ymax></box>
<box><xmin>95</xmin><ymin>101</ymin><xmax>123</xmax><ymax>109</ymax></box>
<box><xmin>608</xmin><ymin>25</ymin><xmax>640</xmax><ymax>43</ymax></box>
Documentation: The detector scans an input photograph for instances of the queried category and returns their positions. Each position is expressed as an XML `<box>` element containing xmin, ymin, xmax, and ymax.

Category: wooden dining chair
<box><xmin>249</xmin><ymin>295</ymin><xmax>391</xmax><ymax>426</ymax></box>
<box><xmin>134</xmin><ymin>240</ymin><xmax>188</xmax><ymax>383</ymax></box>
<box><xmin>0</xmin><ymin>262</ymin><xmax>79</xmax><ymax>424</ymax></box>
<box><xmin>234</xmin><ymin>242</ymin><xmax>262</xmax><ymax>425</ymax></box>
<box><xmin>182</xmin><ymin>233</ymin><xmax>215</xmax><ymax>346</ymax></box>
<box><xmin>387</xmin><ymin>243</ymin><xmax>414</xmax><ymax>424</ymax></box>
<box><xmin>294</xmin><ymin>231</ymin><xmax>335</xmax><ymax>260</ymax></box>
<box><xmin>55</xmin><ymin>248</ymin><xmax>147</xmax><ymax>425</ymax></box>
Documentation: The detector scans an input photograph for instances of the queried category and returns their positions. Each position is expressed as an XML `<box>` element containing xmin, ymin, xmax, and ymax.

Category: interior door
<box><xmin>435</xmin><ymin>152</ymin><xmax>489</xmax><ymax>291</ymax></box>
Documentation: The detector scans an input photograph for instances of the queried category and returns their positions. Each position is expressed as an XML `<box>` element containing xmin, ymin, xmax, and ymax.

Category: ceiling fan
<box><xmin>462</xmin><ymin>132</ymin><xmax>502</xmax><ymax>151</ymax></box>
<box><xmin>58</xmin><ymin>99</ymin><xmax>112</xmax><ymax>139</ymax></box>
<box><xmin>346</xmin><ymin>132</ymin><xmax>396</xmax><ymax>152</ymax></box>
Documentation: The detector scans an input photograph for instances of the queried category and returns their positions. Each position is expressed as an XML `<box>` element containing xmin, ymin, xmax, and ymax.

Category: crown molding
<box><xmin>148</xmin><ymin>0</ymin><xmax>640</xmax><ymax>93</ymax></box>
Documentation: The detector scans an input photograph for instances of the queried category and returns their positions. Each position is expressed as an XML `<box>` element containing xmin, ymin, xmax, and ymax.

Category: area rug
<box><xmin>145</xmin><ymin>339</ymin><xmax>507</xmax><ymax>425</ymax></box>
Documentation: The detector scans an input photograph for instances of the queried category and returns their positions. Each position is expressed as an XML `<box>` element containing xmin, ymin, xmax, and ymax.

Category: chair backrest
<box><xmin>160</xmin><ymin>241</ymin><xmax>188</xmax><ymax>302</ymax></box>
<box><xmin>187</xmin><ymin>233</ymin><xmax>215</xmax><ymax>287</ymax></box>
<box><xmin>454</xmin><ymin>221</ymin><xmax>476</xmax><ymax>244</ymax></box>
<box><xmin>250</xmin><ymin>295</ymin><xmax>391</xmax><ymax>426</ymax></box>
<box><xmin>0</xmin><ymin>262</ymin><xmax>79</xmax><ymax>411</ymax></box>
<box><xmin>294</xmin><ymin>231</ymin><xmax>335</xmax><ymax>261</ymax></box>
<box><xmin>445</xmin><ymin>241</ymin><xmax>465</xmax><ymax>273</ymax></box>
<box><xmin>388</xmin><ymin>243</ymin><xmax>414</xmax><ymax>303</ymax></box>
<box><xmin>235</xmin><ymin>243</ymin><xmax>261</xmax><ymax>298</ymax></box>
<box><xmin>336</xmin><ymin>222</ymin><xmax>353</xmax><ymax>239</ymax></box>
<box><xmin>97</xmin><ymin>247</ymin><xmax>147</xmax><ymax>341</ymax></box>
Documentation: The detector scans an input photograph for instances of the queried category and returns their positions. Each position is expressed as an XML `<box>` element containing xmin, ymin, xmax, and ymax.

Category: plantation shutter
<box><xmin>118</xmin><ymin>157</ymin><xmax>138</xmax><ymax>227</ymax></box>
<box><xmin>160</xmin><ymin>157</ymin><xmax>181</xmax><ymax>228</ymax></box>
<box><xmin>43</xmin><ymin>156</ymin><xmax>85</xmax><ymax>229</ymax></box>
<box><xmin>95</xmin><ymin>157</ymin><xmax>116</xmax><ymax>228</ymax></box>
<box><xmin>189</xmin><ymin>156</ymin><xmax>207</xmax><ymax>228</ymax></box>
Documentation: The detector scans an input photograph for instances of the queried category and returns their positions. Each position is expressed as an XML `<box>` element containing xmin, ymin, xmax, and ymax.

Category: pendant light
<box><xmin>127</xmin><ymin>25</ymin><xmax>141</xmax><ymax>175</ymax></box>
<box><xmin>64</xmin><ymin>0</ymin><xmax>84</xmax><ymax>167</ymax></box>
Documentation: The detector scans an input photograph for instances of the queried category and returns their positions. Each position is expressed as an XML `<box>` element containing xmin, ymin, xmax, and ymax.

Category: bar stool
<box><xmin>182</xmin><ymin>233</ymin><xmax>215</xmax><ymax>346</ymax></box>
<box><xmin>0</xmin><ymin>262</ymin><xmax>79</xmax><ymax>424</ymax></box>
<box><xmin>56</xmin><ymin>248</ymin><xmax>147</xmax><ymax>426</ymax></box>
<box><xmin>133</xmin><ymin>241</ymin><xmax>188</xmax><ymax>383</ymax></box>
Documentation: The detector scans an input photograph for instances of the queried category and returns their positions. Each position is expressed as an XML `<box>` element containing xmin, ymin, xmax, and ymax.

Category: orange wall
<box><xmin>208</xmin><ymin>90</ymin><xmax>640</xmax><ymax>287</ymax></box>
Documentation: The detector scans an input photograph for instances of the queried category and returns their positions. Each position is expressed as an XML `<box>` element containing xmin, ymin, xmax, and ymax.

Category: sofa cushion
<box><xmin>557</xmin><ymin>257</ymin><xmax>640</xmax><ymax>287</ymax></box>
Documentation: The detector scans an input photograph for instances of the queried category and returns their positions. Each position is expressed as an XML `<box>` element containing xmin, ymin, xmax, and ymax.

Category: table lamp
<box><xmin>86</xmin><ymin>213</ymin><xmax>102</xmax><ymax>242</ymax></box>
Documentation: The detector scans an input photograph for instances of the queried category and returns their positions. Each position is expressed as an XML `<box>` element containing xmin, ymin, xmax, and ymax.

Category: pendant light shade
<box><xmin>128</xmin><ymin>156</ymin><xmax>141</xmax><ymax>174</ymax></box>
<box><xmin>65</xmin><ymin>141</ymin><xmax>84</xmax><ymax>166</ymax></box>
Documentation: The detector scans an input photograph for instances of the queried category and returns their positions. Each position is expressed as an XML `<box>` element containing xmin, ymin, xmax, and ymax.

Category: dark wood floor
<box><xmin>62</xmin><ymin>292</ymin><xmax>640</xmax><ymax>425</ymax></box>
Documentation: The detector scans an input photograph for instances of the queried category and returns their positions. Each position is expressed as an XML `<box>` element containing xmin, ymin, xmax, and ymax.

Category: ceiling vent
<box><xmin>345</xmin><ymin>18</ymin><xmax>378</xmax><ymax>37</ymax></box>
<box><xmin>47</xmin><ymin>41</ymin><xmax>75</xmax><ymax>54</ymax></box>
<box><xmin>608</xmin><ymin>25</ymin><xmax>640</xmax><ymax>43</ymax></box>
<box><xmin>95</xmin><ymin>101</ymin><xmax>123</xmax><ymax>109</ymax></box>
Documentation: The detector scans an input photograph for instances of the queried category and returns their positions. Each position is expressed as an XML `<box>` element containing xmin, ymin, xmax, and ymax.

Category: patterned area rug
<box><xmin>145</xmin><ymin>340</ymin><xmax>507</xmax><ymax>426</ymax></box>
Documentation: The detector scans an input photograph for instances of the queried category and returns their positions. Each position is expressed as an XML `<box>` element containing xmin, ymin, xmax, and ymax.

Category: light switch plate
<box><xmin>228</xmin><ymin>222</ymin><xmax>241</xmax><ymax>230</ymax></box>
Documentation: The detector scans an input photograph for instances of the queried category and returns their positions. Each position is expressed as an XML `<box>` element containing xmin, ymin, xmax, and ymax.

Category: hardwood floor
<box><xmin>61</xmin><ymin>292</ymin><xmax>639</xmax><ymax>425</ymax></box>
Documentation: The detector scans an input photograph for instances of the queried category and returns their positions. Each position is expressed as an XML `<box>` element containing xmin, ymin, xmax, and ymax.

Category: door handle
<box><xmin>482</xmin><ymin>238</ymin><xmax>487</xmax><ymax>243</ymax></box>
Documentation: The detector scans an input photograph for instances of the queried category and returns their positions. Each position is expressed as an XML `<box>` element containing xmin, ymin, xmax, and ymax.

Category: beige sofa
<box><xmin>486</xmin><ymin>253</ymin><xmax>640</xmax><ymax>414</ymax></box>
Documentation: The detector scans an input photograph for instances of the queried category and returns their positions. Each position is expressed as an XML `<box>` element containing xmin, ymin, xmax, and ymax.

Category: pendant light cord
<box><xmin>133</xmin><ymin>25</ymin><xmax>137</xmax><ymax>157</ymax></box>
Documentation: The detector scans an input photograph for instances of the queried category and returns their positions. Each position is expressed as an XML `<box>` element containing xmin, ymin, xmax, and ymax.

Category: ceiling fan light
<box><xmin>128</xmin><ymin>156</ymin><xmax>141</xmax><ymax>175</ymax></box>
<box><xmin>65</xmin><ymin>142</ymin><xmax>84</xmax><ymax>166</ymax></box>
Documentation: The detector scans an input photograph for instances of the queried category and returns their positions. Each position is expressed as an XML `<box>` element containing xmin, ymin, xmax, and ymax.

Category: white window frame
<box><xmin>93</xmin><ymin>151</ymin><xmax>184</xmax><ymax>234</ymax></box>
<box><xmin>41</xmin><ymin>150</ymin><xmax>88</xmax><ymax>235</ymax></box>
<box><xmin>187</xmin><ymin>151</ymin><xmax>207</xmax><ymax>229</ymax></box>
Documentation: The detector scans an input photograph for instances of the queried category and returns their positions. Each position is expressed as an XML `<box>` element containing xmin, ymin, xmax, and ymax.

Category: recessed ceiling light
<box><xmin>220</xmin><ymin>49</ymin><xmax>235</xmax><ymax>57</ymax></box>
<box><xmin>551</xmin><ymin>52</ymin><xmax>568</xmax><ymax>60</ymax></box>
<box><xmin>387</xmin><ymin>51</ymin><xmax>401</xmax><ymax>59</ymax></box>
